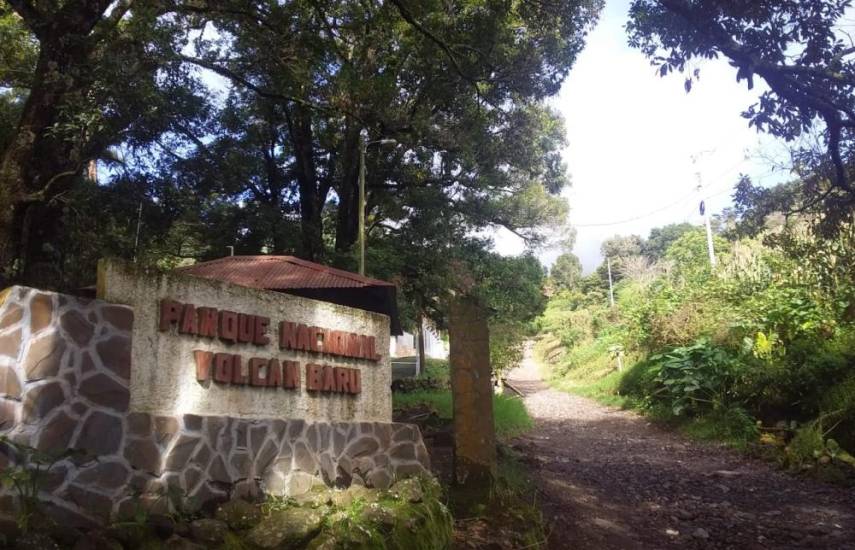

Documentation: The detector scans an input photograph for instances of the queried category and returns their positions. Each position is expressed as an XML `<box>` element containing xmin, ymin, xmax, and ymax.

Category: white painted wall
<box><xmin>98</xmin><ymin>260</ymin><xmax>392</xmax><ymax>422</ymax></box>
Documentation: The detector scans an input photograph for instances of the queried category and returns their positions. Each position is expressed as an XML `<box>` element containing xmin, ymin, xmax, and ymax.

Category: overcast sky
<box><xmin>492</xmin><ymin>0</ymin><xmax>790</xmax><ymax>273</ymax></box>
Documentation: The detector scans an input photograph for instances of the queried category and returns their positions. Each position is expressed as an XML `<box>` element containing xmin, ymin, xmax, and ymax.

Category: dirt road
<box><xmin>506</xmin><ymin>346</ymin><xmax>855</xmax><ymax>550</ymax></box>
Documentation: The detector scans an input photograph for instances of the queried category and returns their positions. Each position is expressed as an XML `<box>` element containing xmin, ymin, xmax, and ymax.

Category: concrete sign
<box><xmin>0</xmin><ymin>283</ymin><xmax>428</xmax><ymax>526</ymax></box>
<box><xmin>97</xmin><ymin>259</ymin><xmax>391</xmax><ymax>422</ymax></box>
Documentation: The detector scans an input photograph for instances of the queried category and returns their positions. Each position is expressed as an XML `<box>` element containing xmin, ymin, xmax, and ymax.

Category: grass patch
<box><xmin>488</xmin><ymin>446</ymin><xmax>548</xmax><ymax>546</ymax></box>
<box><xmin>394</xmin><ymin>390</ymin><xmax>453</xmax><ymax>418</ymax></box>
<box><xmin>449</xmin><ymin>446</ymin><xmax>547</xmax><ymax>549</ymax></box>
<box><xmin>393</xmin><ymin>390</ymin><xmax>533</xmax><ymax>439</ymax></box>
<box><xmin>536</xmin><ymin>335</ymin><xmax>642</xmax><ymax>410</ymax></box>
<box><xmin>678</xmin><ymin>407</ymin><xmax>760</xmax><ymax>451</ymax></box>
<box><xmin>550</xmin><ymin>369</ymin><xmax>629</xmax><ymax>408</ymax></box>
<box><xmin>316</xmin><ymin>477</ymin><xmax>453</xmax><ymax>550</ymax></box>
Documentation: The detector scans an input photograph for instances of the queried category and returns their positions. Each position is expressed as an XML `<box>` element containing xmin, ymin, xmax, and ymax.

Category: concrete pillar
<box><xmin>448</xmin><ymin>294</ymin><xmax>495</xmax><ymax>490</ymax></box>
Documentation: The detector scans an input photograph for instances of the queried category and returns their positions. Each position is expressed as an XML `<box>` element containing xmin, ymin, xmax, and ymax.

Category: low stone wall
<box><xmin>0</xmin><ymin>286</ymin><xmax>429</xmax><ymax>528</ymax></box>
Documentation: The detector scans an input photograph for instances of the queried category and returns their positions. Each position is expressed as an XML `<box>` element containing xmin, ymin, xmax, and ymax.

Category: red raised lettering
<box><xmin>320</xmin><ymin>329</ymin><xmax>332</xmax><ymax>354</ymax></box>
<box><xmin>321</xmin><ymin>365</ymin><xmax>336</xmax><ymax>392</ymax></box>
<box><xmin>279</xmin><ymin>322</ymin><xmax>298</xmax><ymax>350</ymax></box>
<box><xmin>296</xmin><ymin>324</ymin><xmax>311</xmax><ymax>351</ymax></box>
<box><xmin>219</xmin><ymin>311</ymin><xmax>239</xmax><ymax>344</ymax></box>
<box><xmin>213</xmin><ymin>353</ymin><xmax>233</xmax><ymax>383</ymax></box>
<box><xmin>326</xmin><ymin>331</ymin><xmax>342</xmax><ymax>356</ymax></box>
<box><xmin>283</xmin><ymin>360</ymin><xmax>300</xmax><ymax>389</ymax></box>
<box><xmin>305</xmin><ymin>364</ymin><xmax>322</xmax><ymax>391</ymax></box>
<box><xmin>267</xmin><ymin>359</ymin><xmax>282</xmax><ymax>387</ymax></box>
<box><xmin>335</xmin><ymin>367</ymin><xmax>350</xmax><ymax>393</ymax></box>
<box><xmin>194</xmin><ymin>350</ymin><xmax>213</xmax><ymax>381</ymax></box>
<box><xmin>359</xmin><ymin>335</ymin><xmax>371</xmax><ymax>359</ymax></box>
<box><xmin>346</xmin><ymin>333</ymin><xmax>360</xmax><ymax>358</ymax></box>
<box><xmin>197</xmin><ymin>307</ymin><xmax>218</xmax><ymax>338</ymax></box>
<box><xmin>254</xmin><ymin>316</ymin><xmax>270</xmax><ymax>346</ymax></box>
<box><xmin>159</xmin><ymin>299</ymin><xmax>182</xmax><ymax>332</ymax></box>
<box><xmin>231</xmin><ymin>355</ymin><xmax>248</xmax><ymax>385</ymax></box>
<box><xmin>179</xmin><ymin>303</ymin><xmax>198</xmax><ymax>335</ymax></box>
<box><xmin>249</xmin><ymin>357</ymin><xmax>267</xmax><ymax>386</ymax></box>
<box><xmin>237</xmin><ymin>314</ymin><xmax>254</xmax><ymax>343</ymax></box>
<box><xmin>350</xmin><ymin>368</ymin><xmax>361</xmax><ymax>394</ymax></box>
<box><xmin>367</xmin><ymin>336</ymin><xmax>380</xmax><ymax>361</ymax></box>
<box><xmin>309</xmin><ymin>327</ymin><xmax>323</xmax><ymax>352</ymax></box>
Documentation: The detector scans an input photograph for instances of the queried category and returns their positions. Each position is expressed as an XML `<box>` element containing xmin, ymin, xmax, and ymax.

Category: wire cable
<box><xmin>571</xmin><ymin>157</ymin><xmax>749</xmax><ymax>228</ymax></box>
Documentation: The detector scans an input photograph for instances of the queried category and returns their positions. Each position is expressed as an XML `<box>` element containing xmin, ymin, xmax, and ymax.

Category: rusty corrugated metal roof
<box><xmin>176</xmin><ymin>255</ymin><xmax>395</xmax><ymax>291</ymax></box>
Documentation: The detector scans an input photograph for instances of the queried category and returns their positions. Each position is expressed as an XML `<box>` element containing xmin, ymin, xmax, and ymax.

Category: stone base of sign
<box><xmin>0</xmin><ymin>286</ymin><xmax>429</xmax><ymax>527</ymax></box>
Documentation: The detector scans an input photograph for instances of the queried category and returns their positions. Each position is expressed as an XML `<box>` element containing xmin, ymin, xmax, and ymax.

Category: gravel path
<box><xmin>506</xmin><ymin>344</ymin><xmax>855</xmax><ymax>550</ymax></box>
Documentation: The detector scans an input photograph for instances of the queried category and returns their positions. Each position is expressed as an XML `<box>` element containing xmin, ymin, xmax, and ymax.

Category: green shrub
<box><xmin>647</xmin><ymin>340</ymin><xmax>739</xmax><ymax>416</ymax></box>
<box><xmin>536</xmin><ymin>219</ymin><xmax>855</xmax><ymax>460</ymax></box>
<box><xmin>422</xmin><ymin>359</ymin><xmax>450</xmax><ymax>385</ymax></box>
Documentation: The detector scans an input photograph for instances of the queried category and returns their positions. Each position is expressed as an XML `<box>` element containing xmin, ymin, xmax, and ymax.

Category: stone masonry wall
<box><xmin>0</xmin><ymin>286</ymin><xmax>429</xmax><ymax>528</ymax></box>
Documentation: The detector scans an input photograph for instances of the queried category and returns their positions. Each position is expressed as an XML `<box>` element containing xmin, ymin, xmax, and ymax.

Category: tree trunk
<box><xmin>448</xmin><ymin>294</ymin><xmax>495</xmax><ymax>492</ymax></box>
<box><xmin>287</xmin><ymin>105</ymin><xmax>325</xmax><ymax>261</ymax></box>
<box><xmin>334</xmin><ymin>125</ymin><xmax>360</xmax><ymax>252</ymax></box>
<box><xmin>0</xmin><ymin>39</ymin><xmax>90</xmax><ymax>288</ymax></box>
<box><xmin>0</xmin><ymin>189</ymin><xmax>23</xmax><ymax>287</ymax></box>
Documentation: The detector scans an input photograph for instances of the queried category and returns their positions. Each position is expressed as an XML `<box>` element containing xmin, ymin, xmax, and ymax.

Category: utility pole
<box><xmin>692</xmin><ymin>152</ymin><xmax>717</xmax><ymax>268</ymax></box>
<box><xmin>700</xmin><ymin>197</ymin><xmax>717</xmax><ymax>267</ymax></box>
<box><xmin>358</xmin><ymin>134</ymin><xmax>367</xmax><ymax>275</ymax></box>
<box><xmin>358</xmin><ymin>134</ymin><xmax>397</xmax><ymax>276</ymax></box>
<box><xmin>607</xmin><ymin>256</ymin><xmax>615</xmax><ymax>307</ymax></box>
<box><xmin>133</xmin><ymin>201</ymin><xmax>142</xmax><ymax>262</ymax></box>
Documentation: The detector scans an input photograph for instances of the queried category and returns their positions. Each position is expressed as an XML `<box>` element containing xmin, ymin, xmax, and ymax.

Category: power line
<box><xmin>571</xmin><ymin>157</ymin><xmax>749</xmax><ymax>228</ymax></box>
<box><xmin>573</xmin><ymin>189</ymin><xmax>698</xmax><ymax>227</ymax></box>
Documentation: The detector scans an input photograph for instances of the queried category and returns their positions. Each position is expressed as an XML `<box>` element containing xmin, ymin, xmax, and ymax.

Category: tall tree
<box><xmin>642</xmin><ymin>222</ymin><xmax>694</xmax><ymax>260</ymax></box>
<box><xmin>1</xmin><ymin>0</ymin><xmax>601</xmax><ymax>287</ymax></box>
<box><xmin>172</xmin><ymin>0</ymin><xmax>600</xmax><ymax>261</ymax></box>
<box><xmin>627</xmin><ymin>0</ymin><xmax>855</xmax><ymax>230</ymax></box>
<box><xmin>551</xmin><ymin>252</ymin><xmax>583</xmax><ymax>290</ymax></box>
<box><xmin>0</xmin><ymin>1</ymin><xmax>207</xmax><ymax>286</ymax></box>
<box><xmin>597</xmin><ymin>234</ymin><xmax>644</xmax><ymax>283</ymax></box>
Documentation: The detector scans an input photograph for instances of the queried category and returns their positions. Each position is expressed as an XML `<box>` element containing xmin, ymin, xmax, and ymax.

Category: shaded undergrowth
<box><xmin>392</xmin><ymin>359</ymin><xmax>546</xmax><ymax>549</ymax></box>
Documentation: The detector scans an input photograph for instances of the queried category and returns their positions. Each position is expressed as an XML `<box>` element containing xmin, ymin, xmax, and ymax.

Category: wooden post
<box><xmin>449</xmin><ymin>294</ymin><xmax>495</xmax><ymax>491</ymax></box>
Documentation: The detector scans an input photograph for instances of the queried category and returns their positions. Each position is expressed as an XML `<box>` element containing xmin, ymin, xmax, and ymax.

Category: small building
<box><xmin>391</xmin><ymin>327</ymin><xmax>448</xmax><ymax>360</ymax></box>
<box><xmin>176</xmin><ymin>255</ymin><xmax>402</xmax><ymax>335</ymax></box>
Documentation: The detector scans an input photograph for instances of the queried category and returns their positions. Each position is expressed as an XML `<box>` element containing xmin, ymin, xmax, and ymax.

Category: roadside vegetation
<box><xmin>392</xmin><ymin>359</ymin><xmax>544</xmax><ymax>548</ymax></box>
<box><xmin>536</xmin><ymin>194</ymin><xmax>855</xmax><ymax>484</ymax></box>
<box><xmin>393</xmin><ymin>359</ymin><xmax>533</xmax><ymax>439</ymax></box>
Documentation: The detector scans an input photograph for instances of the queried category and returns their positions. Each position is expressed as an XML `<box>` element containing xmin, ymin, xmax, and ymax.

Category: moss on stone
<box><xmin>215</xmin><ymin>500</ymin><xmax>262</xmax><ymax>531</ymax></box>
<box><xmin>308</xmin><ymin>476</ymin><xmax>452</xmax><ymax>550</ymax></box>
<box><xmin>15</xmin><ymin>476</ymin><xmax>451</xmax><ymax>549</ymax></box>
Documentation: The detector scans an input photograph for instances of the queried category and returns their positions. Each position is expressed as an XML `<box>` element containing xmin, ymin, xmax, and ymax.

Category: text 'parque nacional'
<box><xmin>158</xmin><ymin>299</ymin><xmax>381</xmax><ymax>395</ymax></box>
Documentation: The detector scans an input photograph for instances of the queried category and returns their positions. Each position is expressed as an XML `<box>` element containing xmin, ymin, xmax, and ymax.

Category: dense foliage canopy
<box><xmin>0</xmin><ymin>0</ymin><xmax>602</xmax><ymax>340</ymax></box>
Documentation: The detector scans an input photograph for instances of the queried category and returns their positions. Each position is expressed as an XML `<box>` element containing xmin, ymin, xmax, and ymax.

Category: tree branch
<box><xmin>22</xmin><ymin>166</ymin><xmax>82</xmax><ymax>204</ymax></box>
<box><xmin>6</xmin><ymin>0</ymin><xmax>47</xmax><ymax>38</ymax></box>
<box><xmin>388</xmin><ymin>0</ymin><xmax>495</xmax><ymax>107</ymax></box>
<box><xmin>92</xmin><ymin>0</ymin><xmax>135</xmax><ymax>39</ymax></box>
<box><xmin>178</xmin><ymin>54</ymin><xmax>353</xmax><ymax>120</ymax></box>
<box><xmin>659</xmin><ymin>0</ymin><xmax>853</xmax><ymax>191</ymax></box>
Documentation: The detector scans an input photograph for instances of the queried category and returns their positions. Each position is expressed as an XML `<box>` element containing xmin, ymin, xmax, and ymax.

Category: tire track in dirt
<box><xmin>506</xmin><ymin>345</ymin><xmax>855</xmax><ymax>550</ymax></box>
